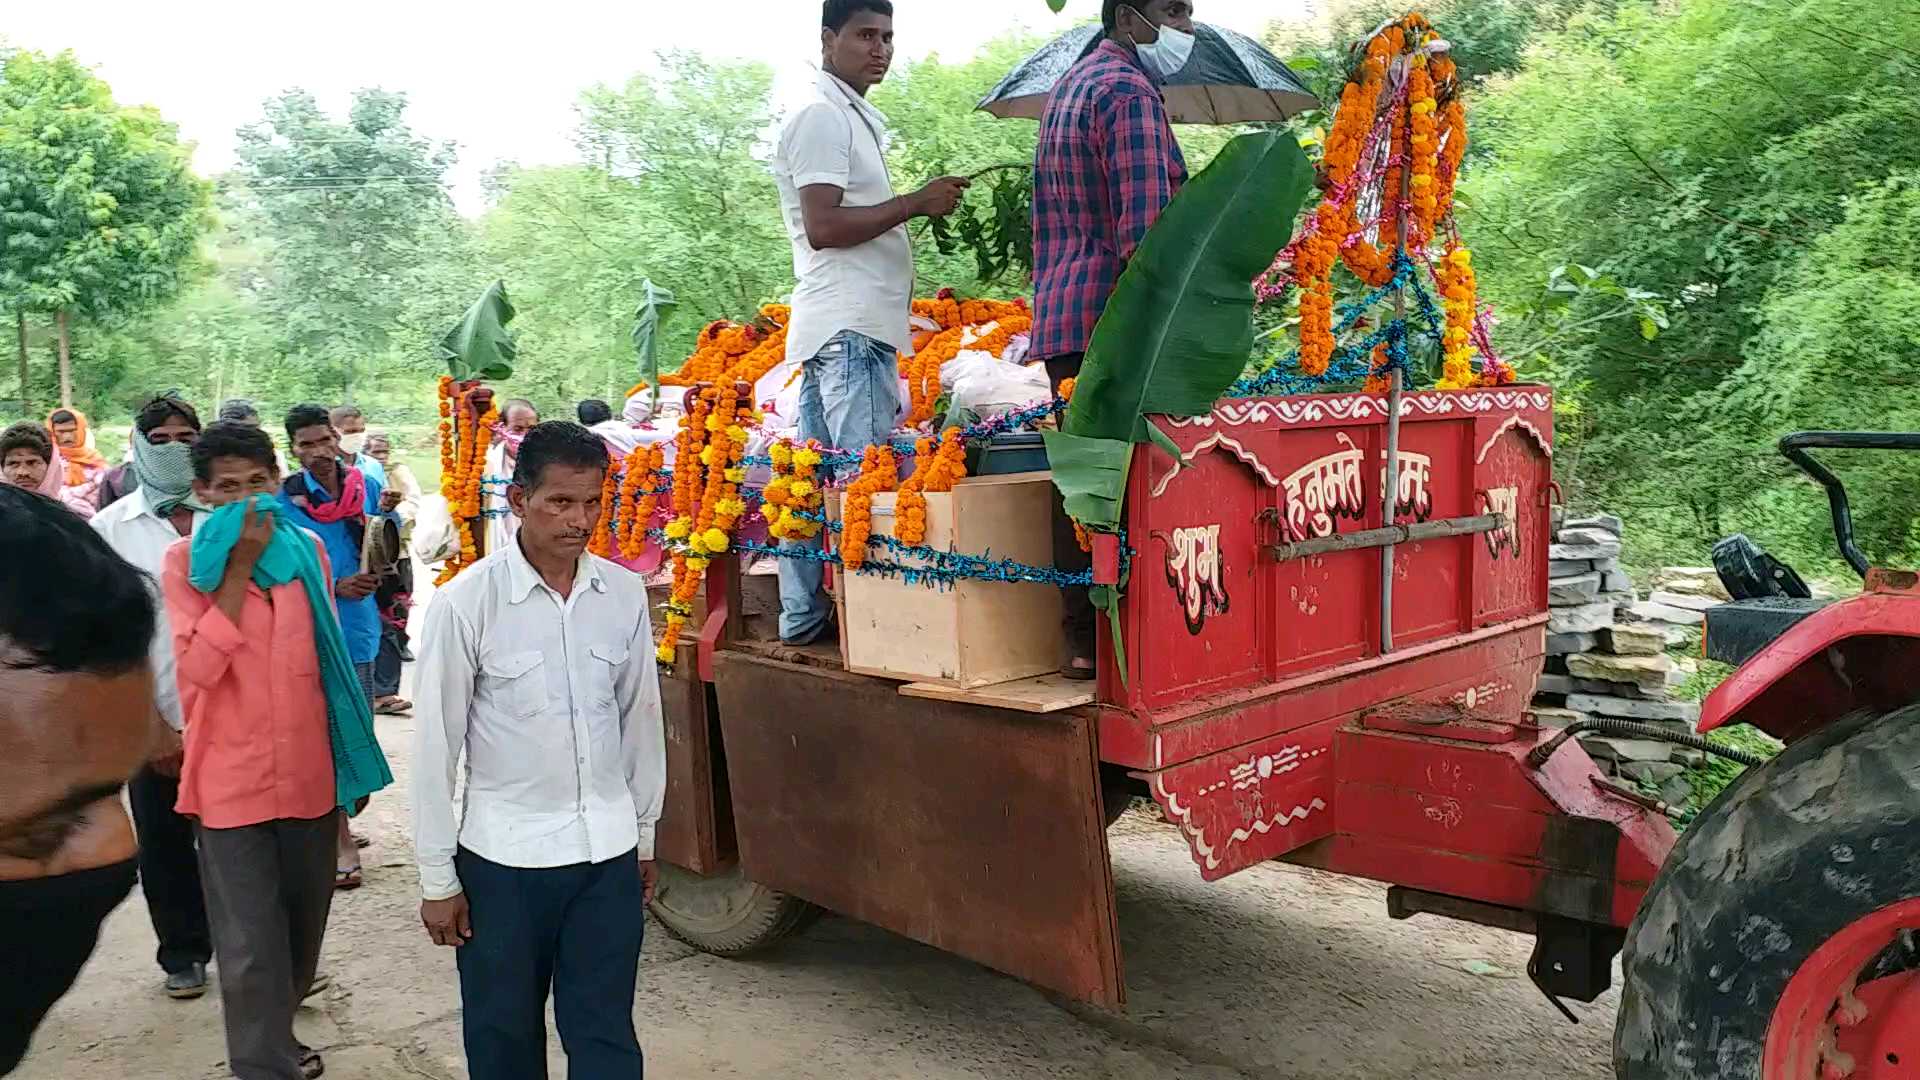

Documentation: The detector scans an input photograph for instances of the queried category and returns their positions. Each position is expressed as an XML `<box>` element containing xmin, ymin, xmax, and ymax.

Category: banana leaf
<box><xmin>631</xmin><ymin>278</ymin><xmax>677</xmax><ymax>413</ymax></box>
<box><xmin>438</xmin><ymin>280</ymin><xmax>517</xmax><ymax>381</ymax></box>
<box><xmin>1052</xmin><ymin>129</ymin><xmax>1313</xmax><ymax>534</ymax></box>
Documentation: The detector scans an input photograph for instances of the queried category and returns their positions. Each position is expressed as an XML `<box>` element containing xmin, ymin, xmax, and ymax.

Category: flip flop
<box><xmin>373</xmin><ymin>698</ymin><xmax>412</xmax><ymax>716</ymax></box>
<box><xmin>334</xmin><ymin>866</ymin><xmax>363</xmax><ymax>891</ymax></box>
<box><xmin>1059</xmin><ymin>657</ymin><xmax>1097</xmax><ymax>682</ymax></box>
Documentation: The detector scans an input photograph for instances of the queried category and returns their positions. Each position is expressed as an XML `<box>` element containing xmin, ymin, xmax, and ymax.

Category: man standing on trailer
<box><xmin>771</xmin><ymin>0</ymin><xmax>970</xmax><ymax>646</ymax></box>
<box><xmin>1031</xmin><ymin>0</ymin><xmax>1193</xmax><ymax>678</ymax></box>
<box><xmin>412</xmin><ymin>421</ymin><xmax>665</xmax><ymax>1079</ymax></box>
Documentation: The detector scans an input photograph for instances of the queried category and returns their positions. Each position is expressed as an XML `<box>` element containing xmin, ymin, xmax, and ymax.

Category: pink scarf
<box><xmin>287</xmin><ymin>463</ymin><xmax>367</xmax><ymax>525</ymax></box>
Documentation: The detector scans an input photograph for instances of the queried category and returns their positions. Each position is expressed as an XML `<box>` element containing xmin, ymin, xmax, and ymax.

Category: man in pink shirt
<box><xmin>161</xmin><ymin>422</ymin><xmax>338</xmax><ymax>1080</ymax></box>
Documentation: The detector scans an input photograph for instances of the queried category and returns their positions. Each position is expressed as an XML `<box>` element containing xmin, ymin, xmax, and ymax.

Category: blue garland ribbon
<box><xmin>1230</xmin><ymin>252</ymin><xmax>1442</xmax><ymax>398</ymax></box>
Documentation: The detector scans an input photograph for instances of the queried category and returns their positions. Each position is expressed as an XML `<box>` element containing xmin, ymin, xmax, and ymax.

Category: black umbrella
<box><xmin>977</xmin><ymin>23</ymin><xmax>1319</xmax><ymax>125</ymax></box>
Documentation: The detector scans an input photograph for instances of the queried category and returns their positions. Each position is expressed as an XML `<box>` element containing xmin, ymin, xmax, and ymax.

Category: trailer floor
<box><xmin>17</xmin><ymin>706</ymin><xmax>1617</xmax><ymax>1080</ymax></box>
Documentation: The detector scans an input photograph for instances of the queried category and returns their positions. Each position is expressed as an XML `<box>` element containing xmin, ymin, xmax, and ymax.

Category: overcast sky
<box><xmin>5</xmin><ymin>0</ymin><xmax>1311</xmax><ymax>211</ymax></box>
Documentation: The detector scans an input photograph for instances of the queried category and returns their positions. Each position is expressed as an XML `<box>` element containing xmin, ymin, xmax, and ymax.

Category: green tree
<box><xmin>1458</xmin><ymin>0</ymin><xmax>1920</xmax><ymax>570</ymax></box>
<box><xmin>233</xmin><ymin>88</ymin><xmax>474</xmax><ymax>398</ymax></box>
<box><xmin>0</xmin><ymin>48</ymin><xmax>210</xmax><ymax>408</ymax></box>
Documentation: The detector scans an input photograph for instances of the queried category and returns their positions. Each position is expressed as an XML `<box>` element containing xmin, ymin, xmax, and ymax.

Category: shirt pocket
<box><xmin>480</xmin><ymin>650</ymin><xmax>547</xmax><ymax>720</ymax></box>
<box><xmin>586</xmin><ymin>643</ymin><xmax>629</xmax><ymax>712</ymax></box>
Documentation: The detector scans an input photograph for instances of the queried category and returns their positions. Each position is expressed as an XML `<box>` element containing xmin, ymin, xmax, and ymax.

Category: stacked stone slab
<box><xmin>1531</xmin><ymin>513</ymin><xmax>1700</xmax><ymax>806</ymax></box>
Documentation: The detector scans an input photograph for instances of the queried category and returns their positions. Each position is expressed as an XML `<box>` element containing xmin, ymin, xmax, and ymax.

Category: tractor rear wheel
<box><xmin>648</xmin><ymin>861</ymin><xmax>821</xmax><ymax>956</ymax></box>
<box><xmin>1614</xmin><ymin>704</ymin><xmax>1920</xmax><ymax>1079</ymax></box>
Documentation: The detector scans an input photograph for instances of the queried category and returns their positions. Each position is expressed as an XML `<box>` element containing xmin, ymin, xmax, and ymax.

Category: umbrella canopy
<box><xmin>978</xmin><ymin>24</ymin><xmax>1319</xmax><ymax>125</ymax></box>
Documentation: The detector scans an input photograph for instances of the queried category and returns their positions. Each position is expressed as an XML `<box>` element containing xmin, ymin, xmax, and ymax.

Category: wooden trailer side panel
<box><xmin>711</xmin><ymin>651</ymin><xmax>1126</xmax><ymax>1008</ymax></box>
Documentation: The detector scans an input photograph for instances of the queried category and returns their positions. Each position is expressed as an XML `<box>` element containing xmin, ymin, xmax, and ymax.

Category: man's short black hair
<box><xmin>576</xmin><ymin>399</ymin><xmax>613</xmax><ymax>426</ymax></box>
<box><xmin>511</xmin><ymin>421</ymin><xmax>608</xmax><ymax>491</ymax></box>
<box><xmin>824</xmin><ymin>0</ymin><xmax>892</xmax><ymax>31</ymax></box>
<box><xmin>135</xmin><ymin>394</ymin><xmax>201</xmax><ymax>437</ymax></box>
<box><xmin>48</xmin><ymin>409</ymin><xmax>76</xmax><ymax>426</ymax></box>
<box><xmin>0</xmin><ymin>422</ymin><xmax>53</xmax><ymax>465</ymax></box>
<box><xmin>0</xmin><ymin>485</ymin><xmax>155</xmax><ymax>674</ymax></box>
<box><xmin>284</xmin><ymin>403</ymin><xmax>333</xmax><ymax>443</ymax></box>
<box><xmin>218</xmin><ymin>398</ymin><xmax>260</xmax><ymax>424</ymax></box>
<box><xmin>1102</xmin><ymin>0</ymin><xmax>1126</xmax><ymax>33</ymax></box>
<box><xmin>191</xmin><ymin>421</ymin><xmax>279</xmax><ymax>482</ymax></box>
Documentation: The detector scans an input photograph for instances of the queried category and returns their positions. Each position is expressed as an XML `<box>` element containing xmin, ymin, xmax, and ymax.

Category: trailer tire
<box><xmin>1613</xmin><ymin>704</ymin><xmax>1920</xmax><ymax>1080</ymax></box>
<box><xmin>649</xmin><ymin>862</ymin><xmax>822</xmax><ymax>957</ymax></box>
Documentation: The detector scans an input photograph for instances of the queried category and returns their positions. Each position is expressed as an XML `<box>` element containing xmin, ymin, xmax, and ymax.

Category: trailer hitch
<box><xmin>1527</xmin><ymin>913</ymin><xmax>1625</xmax><ymax>1023</ymax></box>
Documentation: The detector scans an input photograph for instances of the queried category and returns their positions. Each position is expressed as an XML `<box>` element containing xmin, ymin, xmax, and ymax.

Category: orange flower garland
<box><xmin>1298</xmin><ymin>27</ymin><xmax>1394</xmax><ymax>375</ymax></box>
<box><xmin>656</xmin><ymin>384</ymin><xmax>751</xmax><ymax>663</ymax></box>
<box><xmin>1436</xmin><ymin>243</ymin><xmax>1479</xmax><ymax>390</ymax></box>
<box><xmin>899</xmin><ymin>299</ymin><xmax>1032</xmax><ymax>425</ymax></box>
<box><xmin>839</xmin><ymin>445</ymin><xmax>898</xmax><ymax>571</ymax></box>
<box><xmin>615</xmin><ymin>445</ymin><xmax>667</xmax><ymax>560</ymax></box>
<box><xmin>434</xmin><ymin>383</ymin><xmax>499</xmax><ymax>586</ymax></box>
<box><xmin>1406</xmin><ymin>55</ymin><xmax>1442</xmax><ymax>248</ymax></box>
<box><xmin>589</xmin><ymin>461</ymin><xmax>621</xmax><ymax>558</ymax></box>
<box><xmin>892</xmin><ymin>427</ymin><xmax>968</xmax><ymax>545</ymax></box>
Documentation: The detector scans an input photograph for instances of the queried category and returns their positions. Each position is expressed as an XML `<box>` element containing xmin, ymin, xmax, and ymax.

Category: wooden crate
<box><xmin>839</xmin><ymin>471</ymin><xmax>1065</xmax><ymax>689</ymax></box>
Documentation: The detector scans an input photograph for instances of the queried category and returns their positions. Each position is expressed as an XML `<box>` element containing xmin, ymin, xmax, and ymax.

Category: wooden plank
<box><xmin>714</xmin><ymin>651</ymin><xmax>1125</xmax><ymax>1008</ymax></box>
<box><xmin>899</xmin><ymin>673</ymin><xmax>1095</xmax><ymax>714</ymax></box>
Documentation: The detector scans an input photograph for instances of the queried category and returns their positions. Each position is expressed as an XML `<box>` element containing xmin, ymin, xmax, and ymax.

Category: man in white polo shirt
<box><xmin>772</xmin><ymin>0</ymin><xmax>968</xmax><ymax>646</ymax></box>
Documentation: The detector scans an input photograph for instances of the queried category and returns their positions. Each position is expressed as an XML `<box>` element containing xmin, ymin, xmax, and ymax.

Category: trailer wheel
<box><xmin>1614</xmin><ymin>704</ymin><xmax>1920</xmax><ymax>1080</ymax></box>
<box><xmin>649</xmin><ymin>862</ymin><xmax>821</xmax><ymax>957</ymax></box>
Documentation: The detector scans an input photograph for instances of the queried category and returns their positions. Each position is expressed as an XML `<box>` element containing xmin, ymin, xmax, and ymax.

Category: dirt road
<box><xmin>18</xmin><ymin>715</ymin><xmax>1619</xmax><ymax>1080</ymax></box>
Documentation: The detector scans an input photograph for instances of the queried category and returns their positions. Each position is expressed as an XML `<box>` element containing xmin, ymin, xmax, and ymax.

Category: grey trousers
<box><xmin>195</xmin><ymin>813</ymin><xmax>336</xmax><ymax>1080</ymax></box>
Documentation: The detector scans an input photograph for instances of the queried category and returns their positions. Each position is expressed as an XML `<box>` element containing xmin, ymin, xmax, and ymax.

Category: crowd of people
<box><xmin>0</xmin><ymin>0</ymin><xmax>1190</xmax><ymax>1074</ymax></box>
<box><xmin>1</xmin><ymin>393</ymin><xmax>667</xmax><ymax>1080</ymax></box>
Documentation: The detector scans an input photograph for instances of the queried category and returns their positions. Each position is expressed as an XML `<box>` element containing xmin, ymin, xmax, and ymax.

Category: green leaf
<box><xmin>1064</xmin><ymin>130</ymin><xmax>1313</xmax><ymax>448</ymax></box>
<box><xmin>438</xmin><ymin>280</ymin><xmax>517</xmax><ymax>381</ymax></box>
<box><xmin>631</xmin><ymin>278</ymin><xmax>677</xmax><ymax>412</ymax></box>
<box><xmin>1040</xmin><ymin>430</ymin><xmax>1131</xmax><ymax>529</ymax></box>
<box><xmin>1045</xmin><ymin>0</ymin><xmax>1067</xmax><ymax>10</ymax></box>
<box><xmin>1143</xmin><ymin>418</ymin><xmax>1183</xmax><ymax>469</ymax></box>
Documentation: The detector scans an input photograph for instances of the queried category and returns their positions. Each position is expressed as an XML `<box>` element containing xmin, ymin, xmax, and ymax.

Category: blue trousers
<box><xmin>455</xmin><ymin>847</ymin><xmax>645</xmax><ymax>1080</ymax></box>
<box><xmin>779</xmin><ymin>328</ymin><xmax>902</xmax><ymax>643</ymax></box>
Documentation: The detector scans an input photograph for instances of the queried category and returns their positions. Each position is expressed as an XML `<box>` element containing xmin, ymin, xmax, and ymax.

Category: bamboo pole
<box><xmin>1268</xmin><ymin>513</ymin><xmax>1505</xmax><ymax>563</ymax></box>
<box><xmin>1380</xmin><ymin>57</ymin><xmax>1413</xmax><ymax>656</ymax></box>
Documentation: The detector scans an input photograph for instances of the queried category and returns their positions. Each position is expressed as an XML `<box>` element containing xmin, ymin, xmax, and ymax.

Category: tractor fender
<box><xmin>1700</xmin><ymin>582</ymin><xmax>1920</xmax><ymax>740</ymax></box>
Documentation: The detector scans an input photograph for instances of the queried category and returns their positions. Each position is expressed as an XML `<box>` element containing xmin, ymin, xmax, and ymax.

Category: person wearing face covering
<box><xmin>90</xmin><ymin>395</ymin><xmax>216</xmax><ymax>1000</ymax></box>
<box><xmin>1031</xmin><ymin>0</ymin><xmax>1192</xmax><ymax>680</ymax></box>
<box><xmin>0</xmin><ymin>422</ymin><xmax>95</xmax><ymax>520</ymax></box>
<box><xmin>327</xmin><ymin>405</ymin><xmax>389</xmax><ymax>491</ymax></box>
<box><xmin>0</xmin><ymin>483</ymin><xmax>159</xmax><ymax>1076</ymax></box>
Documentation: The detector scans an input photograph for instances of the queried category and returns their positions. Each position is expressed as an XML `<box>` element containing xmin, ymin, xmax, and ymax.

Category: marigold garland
<box><xmin>839</xmin><ymin>445</ymin><xmax>899</xmax><ymax>571</ymax></box>
<box><xmin>1436</xmin><ymin>243</ymin><xmax>1479</xmax><ymax>390</ymax></box>
<box><xmin>1296</xmin><ymin>13</ymin><xmax>1491</xmax><ymax>389</ymax></box>
<box><xmin>762</xmin><ymin>439</ymin><xmax>827</xmax><ymax>542</ymax></box>
<box><xmin>434</xmin><ymin>381</ymin><xmax>499</xmax><ymax>586</ymax></box>
<box><xmin>899</xmin><ymin>299</ymin><xmax>1031</xmax><ymax>425</ymax></box>
<box><xmin>892</xmin><ymin>427</ymin><xmax>968</xmax><ymax>545</ymax></box>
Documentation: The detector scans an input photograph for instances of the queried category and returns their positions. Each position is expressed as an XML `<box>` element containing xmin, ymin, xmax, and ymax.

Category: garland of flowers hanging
<box><xmin>655</xmin><ymin>384</ymin><xmax>751</xmax><ymax>662</ymax></box>
<box><xmin>1274</xmin><ymin>12</ymin><xmax>1511</xmax><ymax>390</ymax></box>
<box><xmin>839</xmin><ymin>445</ymin><xmax>899</xmax><ymax>571</ymax></box>
<box><xmin>761</xmin><ymin>439</ymin><xmax>827</xmax><ymax>541</ymax></box>
<box><xmin>434</xmin><ymin>377</ymin><xmax>499</xmax><ymax>586</ymax></box>
<box><xmin>892</xmin><ymin>428</ymin><xmax>968</xmax><ymax>545</ymax></box>
<box><xmin>900</xmin><ymin>296</ymin><xmax>1032</xmax><ymax>425</ymax></box>
<box><xmin>615</xmin><ymin>445</ymin><xmax>667</xmax><ymax>560</ymax></box>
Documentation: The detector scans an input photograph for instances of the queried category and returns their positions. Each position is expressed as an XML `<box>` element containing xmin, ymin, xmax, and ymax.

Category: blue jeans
<box><xmin>779</xmin><ymin>329</ymin><xmax>902</xmax><ymax>643</ymax></box>
<box><xmin>455</xmin><ymin>847</ymin><xmax>646</xmax><ymax>1080</ymax></box>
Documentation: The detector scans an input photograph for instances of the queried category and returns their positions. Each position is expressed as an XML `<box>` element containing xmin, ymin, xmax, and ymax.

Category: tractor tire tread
<box><xmin>1614</xmin><ymin>705</ymin><xmax>1920</xmax><ymax>1079</ymax></box>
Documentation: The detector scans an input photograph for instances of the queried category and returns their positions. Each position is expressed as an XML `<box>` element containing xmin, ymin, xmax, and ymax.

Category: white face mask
<box><xmin>338</xmin><ymin>432</ymin><xmax>368</xmax><ymax>456</ymax></box>
<box><xmin>1127</xmin><ymin>6</ymin><xmax>1196</xmax><ymax>79</ymax></box>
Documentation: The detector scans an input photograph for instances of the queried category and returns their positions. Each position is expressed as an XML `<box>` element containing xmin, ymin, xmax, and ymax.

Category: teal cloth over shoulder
<box><xmin>188</xmin><ymin>493</ymin><xmax>393</xmax><ymax>814</ymax></box>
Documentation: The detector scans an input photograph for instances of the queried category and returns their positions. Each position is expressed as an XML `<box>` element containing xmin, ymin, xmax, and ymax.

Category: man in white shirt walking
<box><xmin>412</xmin><ymin>421</ymin><xmax>664</xmax><ymax>1080</ymax></box>
<box><xmin>89</xmin><ymin>393</ymin><xmax>214</xmax><ymax>1001</ymax></box>
<box><xmin>770</xmin><ymin>0</ymin><xmax>968</xmax><ymax>645</ymax></box>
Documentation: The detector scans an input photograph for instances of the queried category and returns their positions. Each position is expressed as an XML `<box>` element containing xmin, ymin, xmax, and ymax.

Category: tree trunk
<box><xmin>56</xmin><ymin>309</ymin><xmax>72</xmax><ymax>408</ymax></box>
<box><xmin>14</xmin><ymin>313</ymin><xmax>27</xmax><ymax>410</ymax></box>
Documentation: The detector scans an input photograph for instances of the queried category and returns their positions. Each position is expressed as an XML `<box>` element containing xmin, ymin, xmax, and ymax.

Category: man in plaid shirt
<box><xmin>1032</xmin><ymin>0</ymin><xmax>1191</xmax><ymax>676</ymax></box>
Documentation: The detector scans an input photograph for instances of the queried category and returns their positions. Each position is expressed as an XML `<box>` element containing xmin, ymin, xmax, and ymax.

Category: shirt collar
<box><xmin>504</xmin><ymin>535</ymin><xmax>606</xmax><ymax>604</ymax></box>
<box><xmin>815</xmin><ymin>67</ymin><xmax>891</xmax><ymax>133</ymax></box>
<box><xmin>1095</xmin><ymin>37</ymin><xmax>1163</xmax><ymax>87</ymax></box>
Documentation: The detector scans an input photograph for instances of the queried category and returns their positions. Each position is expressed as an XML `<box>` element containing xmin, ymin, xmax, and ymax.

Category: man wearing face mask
<box><xmin>1031</xmin><ymin>0</ymin><xmax>1192</xmax><ymax>679</ymax></box>
<box><xmin>328</xmin><ymin>405</ymin><xmax>389</xmax><ymax>491</ymax></box>
<box><xmin>0</xmin><ymin>484</ymin><xmax>160</xmax><ymax>1075</ymax></box>
<box><xmin>91</xmin><ymin>394</ymin><xmax>218</xmax><ymax>1002</ymax></box>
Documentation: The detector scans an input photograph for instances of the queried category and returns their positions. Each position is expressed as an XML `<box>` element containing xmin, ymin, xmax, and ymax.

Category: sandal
<box><xmin>373</xmin><ymin>697</ymin><xmax>411</xmax><ymax>716</ymax></box>
<box><xmin>333</xmin><ymin>866</ymin><xmax>363</xmax><ymax>890</ymax></box>
<box><xmin>1060</xmin><ymin>656</ymin><xmax>1096</xmax><ymax>682</ymax></box>
<box><xmin>298</xmin><ymin>1044</ymin><xmax>325</xmax><ymax>1079</ymax></box>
